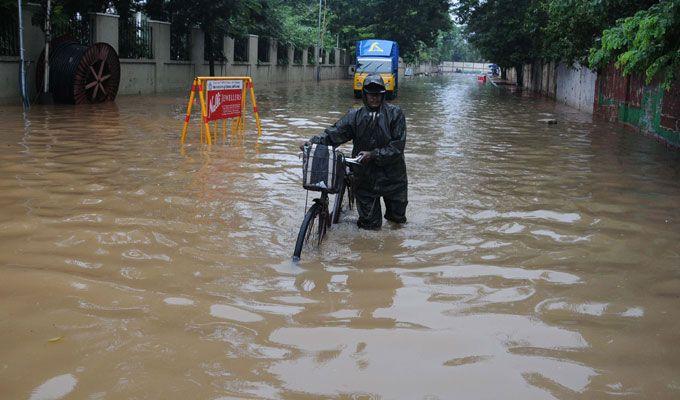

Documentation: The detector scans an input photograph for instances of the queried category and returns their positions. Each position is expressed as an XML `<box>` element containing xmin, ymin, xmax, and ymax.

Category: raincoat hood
<box><xmin>362</xmin><ymin>74</ymin><xmax>387</xmax><ymax>110</ymax></box>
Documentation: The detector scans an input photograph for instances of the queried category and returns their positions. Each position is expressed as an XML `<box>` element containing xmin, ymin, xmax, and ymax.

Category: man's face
<box><xmin>365</xmin><ymin>92</ymin><xmax>382</xmax><ymax>109</ymax></box>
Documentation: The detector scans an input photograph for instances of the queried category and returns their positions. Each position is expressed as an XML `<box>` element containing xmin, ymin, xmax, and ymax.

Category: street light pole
<box><xmin>39</xmin><ymin>0</ymin><xmax>54</xmax><ymax>103</ymax></box>
<box><xmin>17</xmin><ymin>0</ymin><xmax>29</xmax><ymax>109</ymax></box>
<box><xmin>316</xmin><ymin>0</ymin><xmax>321</xmax><ymax>82</ymax></box>
<box><xmin>44</xmin><ymin>0</ymin><xmax>51</xmax><ymax>95</ymax></box>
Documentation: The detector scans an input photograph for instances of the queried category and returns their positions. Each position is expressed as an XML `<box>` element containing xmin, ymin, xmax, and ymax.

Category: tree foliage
<box><xmin>456</xmin><ymin>0</ymin><xmax>544</xmax><ymax>71</ymax></box>
<box><xmin>408</xmin><ymin>26</ymin><xmax>482</xmax><ymax>64</ymax></box>
<box><xmin>22</xmin><ymin>0</ymin><xmax>476</xmax><ymax>66</ymax></box>
<box><xmin>151</xmin><ymin>0</ymin><xmax>456</xmax><ymax>62</ymax></box>
<box><xmin>330</xmin><ymin>0</ymin><xmax>454</xmax><ymax>62</ymax></box>
<box><xmin>372</xmin><ymin>0</ymin><xmax>452</xmax><ymax>57</ymax></box>
<box><xmin>454</xmin><ymin>0</ymin><xmax>678</xmax><ymax>87</ymax></box>
<box><xmin>589</xmin><ymin>0</ymin><xmax>680</xmax><ymax>89</ymax></box>
<box><xmin>263</xmin><ymin>0</ymin><xmax>328</xmax><ymax>48</ymax></box>
<box><xmin>542</xmin><ymin>0</ymin><xmax>658</xmax><ymax>63</ymax></box>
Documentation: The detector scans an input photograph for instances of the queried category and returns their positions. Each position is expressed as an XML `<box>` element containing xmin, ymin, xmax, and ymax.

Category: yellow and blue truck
<box><xmin>353</xmin><ymin>39</ymin><xmax>399</xmax><ymax>99</ymax></box>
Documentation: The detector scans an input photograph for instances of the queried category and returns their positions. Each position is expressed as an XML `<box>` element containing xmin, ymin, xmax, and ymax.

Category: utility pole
<box><xmin>39</xmin><ymin>0</ymin><xmax>54</xmax><ymax>103</ymax></box>
<box><xmin>44</xmin><ymin>0</ymin><xmax>51</xmax><ymax>94</ymax></box>
<box><xmin>17</xmin><ymin>0</ymin><xmax>29</xmax><ymax>109</ymax></box>
<box><xmin>316</xmin><ymin>0</ymin><xmax>322</xmax><ymax>82</ymax></box>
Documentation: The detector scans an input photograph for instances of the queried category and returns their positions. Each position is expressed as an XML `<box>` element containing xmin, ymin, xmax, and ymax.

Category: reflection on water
<box><xmin>29</xmin><ymin>374</ymin><xmax>78</xmax><ymax>400</ymax></box>
<box><xmin>1</xmin><ymin>76</ymin><xmax>680</xmax><ymax>399</ymax></box>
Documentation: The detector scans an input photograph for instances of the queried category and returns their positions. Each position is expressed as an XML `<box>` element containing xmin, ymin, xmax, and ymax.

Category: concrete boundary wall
<box><xmin>508</xmin><ymin>61</ymin><xmax>593</xmax><ymax>113</ymax></box>
<box><xmin>1</xmin><ymin>6</ymin><xmax>350</xmax><ymax>103</ymax></box>
<box><xmin>507</xmin><ymin>60</ymin><xmax>679</xmax><ymax>147</ymax></box>
<box><xmin>555</xmin><ymin>63</ymin><xmax>596</xmax><ymax>113</ymax></box>
<box><xmin>450</xmin><ymin>62</ymin><xmax>487</xmax><ymax>73</ymax></box>
<box><xmin>521</xmin><ymin>61</ymin><xmax>557</xmax><ymax>98</ymax></box>
<box><xmin>405</xmin><ymin>61</ymin><xmax>487</xmax><ymax>75</ymax></box>
<box><xmin>595</xmin><ymin>63</ymin><xmax>680</xmax><ymax>147</ymax></box>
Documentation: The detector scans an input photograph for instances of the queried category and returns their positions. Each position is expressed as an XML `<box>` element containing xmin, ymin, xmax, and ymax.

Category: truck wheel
<box><xmin>353</xmin><ymin>90</ymin><xmax>362</xmax><ymax>99</ymax></box>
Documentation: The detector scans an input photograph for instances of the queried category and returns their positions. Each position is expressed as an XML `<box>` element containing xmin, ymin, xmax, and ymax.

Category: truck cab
<box><xmin>353</xmin><ymin>40</ymin><xmax>399</xmax><ymax>99</ymax></box>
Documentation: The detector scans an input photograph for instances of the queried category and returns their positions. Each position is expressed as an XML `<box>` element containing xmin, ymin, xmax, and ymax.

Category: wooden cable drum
<box><xmin>37</xmin><ymin>40</ymin><xmax>120</xmax><ymax>104</ymax></box>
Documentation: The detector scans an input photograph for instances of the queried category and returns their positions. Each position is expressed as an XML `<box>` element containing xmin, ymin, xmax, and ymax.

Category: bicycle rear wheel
<box><xmin>347</xmin><ymin>176</ymin><xmax>355</xmax><ymax>210</ymax></box>
<box><xmin>293</xmin><ymin>203</ymin><xmax>325</xmax><ymax>261</ymax></box>
<box><xmin>331</xmin><ymin>177</ymin><xmax>347</xmax><ymax>224</ymax></box>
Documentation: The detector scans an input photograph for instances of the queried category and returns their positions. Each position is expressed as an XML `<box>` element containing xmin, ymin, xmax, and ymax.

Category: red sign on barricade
<box><xmin>206</xmin><ymin>80</ymin><xmax>243</xmax><ymax>121</ymax></box>
<box><xmin>181</xmin><ymin>76</ymin><xmax>262</xmax><ymax>145</ymax></box>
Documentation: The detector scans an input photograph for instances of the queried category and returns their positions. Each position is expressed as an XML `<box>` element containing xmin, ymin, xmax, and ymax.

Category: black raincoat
<box><xmin>309</xmin><ymin>102</ymin><xmax>408</xmax><ymax>229</ymax></box>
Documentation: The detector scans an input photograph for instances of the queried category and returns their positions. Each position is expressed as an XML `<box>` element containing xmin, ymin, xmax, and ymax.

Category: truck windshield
<box><xmin>357</xmin><ymin>59</ymin><xmax>392</xmax><ymax>73</ymax></box>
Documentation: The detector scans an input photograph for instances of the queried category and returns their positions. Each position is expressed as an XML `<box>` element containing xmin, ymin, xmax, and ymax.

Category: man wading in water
<box><xmin>301</xmin><ymin>74</ymin><xmax>408</xmax><ymax>229</ymax></box>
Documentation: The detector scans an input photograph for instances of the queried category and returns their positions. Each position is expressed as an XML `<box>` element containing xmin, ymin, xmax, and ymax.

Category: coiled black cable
<box><xmin>48</xmin><ymin>40</ymin><xmax>88</xmax><ymax>103</ymax></box>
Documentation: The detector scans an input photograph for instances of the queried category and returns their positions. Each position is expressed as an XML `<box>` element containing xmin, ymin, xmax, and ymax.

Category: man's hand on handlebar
<box><xmin>357</xmin><ymin>151</ymin><xmax>373</xmax><ymax>164</ymax></box>
<box><xmin>299</xmin><ymin>141</ymin><xmax>311</xmax><ymax>151</ymax></box>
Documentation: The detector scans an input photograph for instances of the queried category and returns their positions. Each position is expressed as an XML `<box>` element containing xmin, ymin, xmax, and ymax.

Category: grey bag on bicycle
<box><xmin>302</xmin><ymin>144</ymin><xmax>344</xmax><ymax>193</ymax></box>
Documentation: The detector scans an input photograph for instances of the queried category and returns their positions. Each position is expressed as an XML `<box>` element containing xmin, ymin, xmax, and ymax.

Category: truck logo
<box><xmin>369</xmin><ymin>42</ymin><xmax>383</xmax><ymax>53</ymax></box>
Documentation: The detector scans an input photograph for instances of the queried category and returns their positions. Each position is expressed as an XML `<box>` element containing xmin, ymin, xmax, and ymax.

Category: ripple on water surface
<box><xmin>1</xmin><ymin>75</ymin><xmax>679</xmax><ymax>399</ymax></box>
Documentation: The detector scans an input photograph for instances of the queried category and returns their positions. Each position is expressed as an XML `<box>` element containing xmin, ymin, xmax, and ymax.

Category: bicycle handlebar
<box><xmin>343</xmin><ymin>155</ymin><xmax>364</xmax><ymax>165</ymax></box>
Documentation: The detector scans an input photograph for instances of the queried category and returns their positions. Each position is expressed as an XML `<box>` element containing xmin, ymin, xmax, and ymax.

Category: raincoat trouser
<box><xmin>309</xmin><ymin>103</ymin><xmax>408</xmax><ymax>229</ymax></box>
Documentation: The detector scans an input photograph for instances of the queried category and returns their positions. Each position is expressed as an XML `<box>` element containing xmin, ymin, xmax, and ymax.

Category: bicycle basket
<box><xmin>302</xmin><ymin>144</ymin><xmax>344</xmax><ymax>193</ymax></box>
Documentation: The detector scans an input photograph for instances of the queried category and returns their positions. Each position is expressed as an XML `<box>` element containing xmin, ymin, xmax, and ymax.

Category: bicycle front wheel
<box><xmin>293</xmin><ymin>203</ymin><xmax>325</xmax><ymax>261</ymax></box>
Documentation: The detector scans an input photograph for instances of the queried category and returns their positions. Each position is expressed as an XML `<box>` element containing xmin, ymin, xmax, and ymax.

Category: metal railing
<box><xmin>203</xmin><ymin>34</ymin><xmax>224</xmax><ymax>62</ymax></box>
<box><xmin>52</xmin><ymin>15</ymin><xmax>91</xmax><ymax>45</ymax></box>
<box><xmin>0</xmin><ymin>15</ymin><xmax>19</xmax><ymax>57</ymax></box>
<box><xmin>234</xmin><ymin>36</ymin><xmax>248</xmax><ymax>62</ymax></box>
<box><xmin>257</xmin><ymin>36</ymin><xmax>269</xmax><ymax>63</ymax></box>
<box><xmin>170</xmin><ymin>29</ymin><xmax>191</xmax><ymax>61</ymax></box>
<box><xmin>277</xmin><ymin>41</ymin><xmax>288</xmax><ymax>65</ymax></box>
<box><xmin>307</xmin><ymin>47</ymin><xmax>315</xmax><ymax>65</ymax></box>
<box><xmin>118</xmin><ymin>17</ymin><xmax>153</xmax><ymax>59</ymax></box>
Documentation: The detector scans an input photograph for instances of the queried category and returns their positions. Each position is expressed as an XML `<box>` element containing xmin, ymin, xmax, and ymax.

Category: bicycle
<box><xmin>292</xmin><ymin>148</ymin><xmax>360</xmax><ymax>261</ymax></box>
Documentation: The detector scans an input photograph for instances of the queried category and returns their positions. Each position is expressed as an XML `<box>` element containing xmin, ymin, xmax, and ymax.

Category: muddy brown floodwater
<box><xmin>1</xmin><ymin>75</ymin><xmax>680</xmax><ymax>399</ymax></box>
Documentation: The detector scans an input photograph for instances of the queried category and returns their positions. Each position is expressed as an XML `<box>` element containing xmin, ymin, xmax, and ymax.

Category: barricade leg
<box><xmin>240</xmin><ymin>84</ymin><xmax>247</xmax><ymax>133</ymax></box>
<box><xmin>197</xmin><ymin>80</ymin><xmax>212</xmax><ymax>145</ymax></box>
<box><xmin>233</xmin><ymin>119</ymin><xmax>238</xmax><ymax>141</ymax></box>
<box><xmin>213</xmin><ymin>121</ymin><xmax>218</xmax><ymax>144</ymax></box>
<box><xmin>180</xmin><ymin>79</ymin><xmax>198</xmax><ymax>144</ymax></box>
<box><xmin>248</xmin><ymin>79</ymin><xmax>263</xmax><ymax>138</ymax></box>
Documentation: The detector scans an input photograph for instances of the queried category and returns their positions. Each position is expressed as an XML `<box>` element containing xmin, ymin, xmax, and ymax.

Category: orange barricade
<box><xmin>180</xmin><ymin>76</ymin><xmax>262</xmax><ymax>145</ymax></box>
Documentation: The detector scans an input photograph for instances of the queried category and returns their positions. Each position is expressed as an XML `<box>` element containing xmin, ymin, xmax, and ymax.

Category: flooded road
<box><xmin>1</xmin><ymin>75</ymin><xmax>680</xmax><ymax>399</ymax></box>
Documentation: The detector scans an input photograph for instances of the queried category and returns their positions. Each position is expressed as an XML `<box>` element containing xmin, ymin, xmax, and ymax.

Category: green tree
<box><xmin>29</xmin><ymin>0</ymin><xmax>111</xmax><ymax>33</ymax></box>
<box><xmin>168</xmin><ymin>0</ymin><xmax>259</xmax><ymax>75</ymax></box>
<box><xmin>328</xmin><ymin>0</ymin><xmax>375</xmax><ymax>47</ymax></box>
<box><xmin>436</xmin><ymin>26</ymin><xmax>482</xmax><ymax>62</ymax></box>
<box><xmin>327</xmin><ymin>0</ymin><xmax>452</xmax><ymax>62</ymax></box>
<box><xmin>144</xmin><ymin>0</ymin><xmax>165</xmax><ymax>20</ymax></box>
<box><xmin>542</xmin><ymin>0</ymin><xmax>658</xmax><ymax>64</ymax></box>
<box><xmin>405</xmin><ymin>27</ymin><xmax>482</xmax><ymax>64</ymax></box>
<box><xmin>278</xmin><ymin>2</ymin><xmax>319</xmax><ymax>48</ymax></box>
<box><xmin>455</xmin><ymin>0</ymin><xmax>545</xmax><ymax>82</ymax></box>
<box><xmin>255</xmin><ymin>0</ymin><xmax>329</xmax><ymax>48</ymax></box>
<box><xmin>589</xmin><ymin>0</ymin><xmax>680</xmax><ymax>89</ymax></box>
<box><xmin>372</xmin><ymin>0</ymin><xmax>452</xmax><ymax>60</ymax></box>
